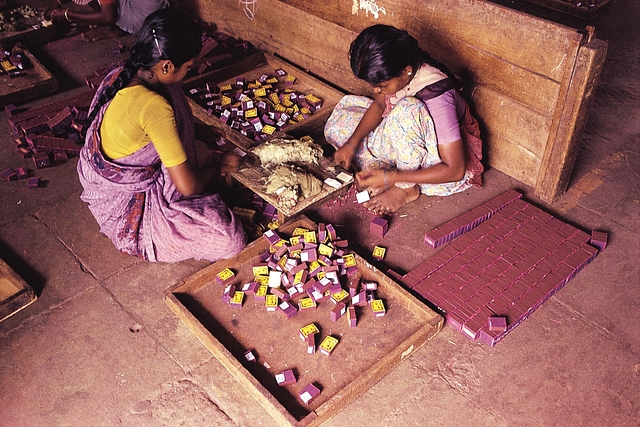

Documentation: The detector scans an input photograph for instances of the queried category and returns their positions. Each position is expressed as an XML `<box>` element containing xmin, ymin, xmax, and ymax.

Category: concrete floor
<box><xmin>1</xmin><ymin>1</ymin><xmax>638</xmax><ymax>426</ymax></box>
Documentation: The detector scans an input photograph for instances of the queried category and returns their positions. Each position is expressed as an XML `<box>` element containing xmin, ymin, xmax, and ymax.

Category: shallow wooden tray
<box><xmin>230</xmin><ymin>155</ymin><xmax>349</xmax><ymax>223</ymax></box>
<box><xmin>0</xmin><ymin>47</ymin><xmax>58</xmax><ymax>107</ymax></box>
<box><xmin>165</xmin><ymin>216</ymin><xmax>444</xmax><ymax>427</ymax></box>
<box><xmin>0</xmin><ymin>258</ymin><xmax>37</xmax><ymax>323</ymax></box>
<box><xmin>183</xmin><ymin>52</ymin><xmax>346</xmax><ymax>152</ymax></box>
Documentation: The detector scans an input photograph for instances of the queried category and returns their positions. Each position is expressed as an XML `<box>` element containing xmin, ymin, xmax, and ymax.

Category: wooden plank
<box><xmin>276</xmin><ymin>0</ymin><xmax>583</xmax><ymax>81</ymax></box>
<box><xmin>165</xmin><ymin>216</ymin><xmax>444</xmax><ymax>427</ymax></box>
<box><xmin>188</xmin><ymin>0</ymin><xmax>367</xmax><ymax>95</ymax></box>
<box><xmin>424</xmin><ymin>32</ymin><xmax>561</xmax><ymax>116</ymax></box>
<box><xmin>535</xmin><ymin>39</ymin><xmax>608</xmax><ymax>202</ymax></box>
<box><xmin>0</xmin><ymin>47</ymin><xmax>58</xmax><ymax>107</ymax></box>
<box><xmin>0</xmin><ymin>258</ymin><xmax>37</xmax><ymax>323</ymax></box>
<box><xmin>485</xmin><ymin>132</ymin><xmax>541</xmax><ymax>187</ymax></box>
<box><xmin>470</xmin><ymin>86</ymin><xmax>551</xmax><ymax>165</ymax></box>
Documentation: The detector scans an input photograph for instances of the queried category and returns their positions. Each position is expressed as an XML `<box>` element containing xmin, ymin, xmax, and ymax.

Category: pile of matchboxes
<box><xmin>186</xmin><ymin>66</ymin><xmax>324</xmax><ymax>143</ymax></box>
<box><xmin>214</xmin><ymin>221</ymin><xmax>387</xmax><ymax>406</ymax></box>
<box><xmin>3</xmin><ymin>90</ymin><xmax>95</xmax><ymax>188</ymax></box>
<box><xmin>401</xmin><ymin>189</ymin><xmax>607</xmax><ymax>345</ymax></box>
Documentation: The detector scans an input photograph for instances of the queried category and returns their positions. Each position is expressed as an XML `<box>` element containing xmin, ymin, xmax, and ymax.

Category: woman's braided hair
<box><xmin>84</xmin><ymin>8</ymin><xmax>202</xmax><ymax>134</ymax></box>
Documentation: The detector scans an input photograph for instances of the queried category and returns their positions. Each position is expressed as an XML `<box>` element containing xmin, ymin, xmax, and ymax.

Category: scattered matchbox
<box><xmin>241</xmin><ymin>281</ymin><xmax>259</xmax><ymax>294</ymax></box>
<box><xmin>319</xmin><ymin>336</ymin><xmax>339</xmax><ymax>355</ymax></box>
<box><xmin>370</xmin><ymin>217</ymin><xmax>389</xmax><ymax>238</ymax></box>
<box><xmin>372</xmin><ymin>246</ymin><xmax>386</xmax><ymax>261</ymax></box>
<box><xmin>1</xmin><ymin>168</ymin><xmax>17</xmax><ymax>181</ymax></box>
<box><xmin>298</xmin><ymin>383</ymin><xmax>321</xmax><ymax>405</ymax></box>
<box><xmin>244</xmin><ymin>350</ymin><xmax>257</xmax><ymax>362</ymax></box>
<box><xmin>216</xmin><ymin>268</ymin><xmax>235</xmax><ymax>285</ymax></box>
<box><xmin>347</xmin><ymin>306</ymin><xmax>357</xmax><ymax>328</ymax></box>
<box><xmin>336</xmin><ymin>171</ymin><xmax>353</xmax><ymax>184</ymax></box>
<box><xmin>28</xmin><ymin>177</ymin><xmax>40</xmax><ymax>189</ymax></box>
<box><xmin>590</xmin><ymin>230</ymin><xmax>608</xmax><ymax>251</ymax></box>
<box><xmin>330</xmin><ymin>302</ymin><xmax>347</xmax><ymax>321</ymax></box>
<box><xmin>488</xmin><ymin>316</ymin><xmax>507</xmax><ymax>332</ymax></box>
<box><xmin>15</xmin><ymin>167</ymin><xmax>28</xmax><ymax>180</ymax></box>
<box><xmin>32</xmin><ymin>151</ymin><xmax>51</xmax><ymax>168</ymax></box>
<box><xmin>229</xmin><ymin>291</ymin><xmax>245</xmax><ymax>308</ymax></box>
<box><xmin>265</xmin><ymin>294</ymin><xmax>279</xmax><ymax>311</ymax></box>
<box><xmin>306</xmin><ymin>332</ymin><xmax>316</xmax><ymax>354</ymax></box>
<box><xmin>324</xmin><ymin>177</ymin><xmax>341</xmax><ymax>189</ymax></box>
<box><xmin>298</xmin><ymin>297</ymin><xmax>317</xmax><ymax>311</ymax></box>
<box><xmin>371</xmin><ymin>299</ymin><xmax>386</xmax><ymax>317</ymax></box>
<box><xmin>275</xmin><ymin>369</ymin><xmax>297</xmax><ymax>386</ymax></box>
<box><xmin>221</xmin><ymin>284</ymin><xmax>236</xmax><ymax>303</ymax></box>
<box><xmin>363</xmin><ymin>281</ymin><xmax>378</xmax><ymax>291</ymax></box>
<box><xmin>278</xmin><ymin>300</ymin><xmax>298</xmax><ymax>319</ymax></box>
<box><xmin>356</xmin><ymin>190</ymin><xmax>370</xmax><ymax>204</ymax></box>
<box><xmin>351</xmin><ymin>291</ymin><xmax>367</xmax><ymax>307</ymax></box>
<box><xmin>299</xmin><ymin>323</ymin><xmax>320</xmax><ymax>341</ymax></box>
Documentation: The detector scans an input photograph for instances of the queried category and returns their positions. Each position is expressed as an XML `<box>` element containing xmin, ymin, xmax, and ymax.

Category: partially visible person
<box><xmin>77</xmin><ymin>9</ymin><xmax>246</xmax><ymax>263</ymax></box>
<box><xmin>44</xmin><ymin>0</ymin><xmax>169</xmax><ymax>41</ymax></box>
<box><xmin>325</xmin><ymin>24</ymin><xmax>484</xmax><ymax>215</ymax></box>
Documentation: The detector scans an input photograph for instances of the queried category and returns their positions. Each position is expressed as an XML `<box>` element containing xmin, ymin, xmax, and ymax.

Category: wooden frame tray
<box><xmin>0</xmin><ymin>46</ymin><xmax>58</xmax><ymax>107</ymax></box>
<box><xmin>230</xmin><ymin>156</ymin><xmax>349</xmax><ymax>223</ymax></box>
<box><xmin>0</xmin><ymin>258</ymin><xmax>37</xmax><ymax>323</ymax></box>
<box><xmin>165</xmin><ymin>216</ymin><xmax>444</xmax><ymax>427</ymax></box>
<box><xmin>183</xmin><ymin>52</ymin><xmax>346</xmax><ymax>152</ymax></box>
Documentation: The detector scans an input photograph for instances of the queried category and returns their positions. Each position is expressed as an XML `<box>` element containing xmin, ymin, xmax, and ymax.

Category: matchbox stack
<box><xmin>402</xmin><ymin>190</ymin><xmax>605</xmax><ymax>346</ymax></box>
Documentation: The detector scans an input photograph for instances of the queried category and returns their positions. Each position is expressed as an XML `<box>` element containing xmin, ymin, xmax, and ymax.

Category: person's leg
<box><xmin>363</xmin><ymin>97</ymin><xmax>437</xmax><ymax>213</ymax></box>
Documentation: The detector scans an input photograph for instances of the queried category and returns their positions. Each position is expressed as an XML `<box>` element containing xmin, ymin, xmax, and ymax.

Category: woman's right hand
<box><xmin>333</xmin><ymin>142</ymin><xmax>356</xmax><ymax>170</ymax></box>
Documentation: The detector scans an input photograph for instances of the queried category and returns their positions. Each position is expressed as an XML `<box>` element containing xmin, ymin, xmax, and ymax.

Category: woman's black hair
<box><xmin>349</xmin><ymin>24</ymin><xmax>456</xmax><ymax>86</ymax></box>
<box><xmin>85</xmin><ymin>8</ymin><xmax>202</xmax><ymax>132</ymax></box>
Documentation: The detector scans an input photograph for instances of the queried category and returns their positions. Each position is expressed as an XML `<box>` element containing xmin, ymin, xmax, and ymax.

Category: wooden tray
<box><xmin>183</xmin><ymin>52</ymin><xmax>346</xmax><ymax>152</ymax></box>
<box><xmin>230</xmin><ymin>155</ymin><xmax>349</xmax><ymax>223</ymax></box>
<box><xmin>165</xmin><ymin>216</ymin><xmax>444</xmax><ymax>427</ymax></box>
<box><xmin>0</xmin><ymin>47</ymin><xmax>58</xmax><ymax>107</ymax></box>
<box><xmin>0</xmin><ymin>22</ymin><xmax>56</xmax><ymax>50</ymax></box>
<box><xmin>0</xmin><ymin>258</ymin><xmax>37</xmax><ymax>323</ymax></box>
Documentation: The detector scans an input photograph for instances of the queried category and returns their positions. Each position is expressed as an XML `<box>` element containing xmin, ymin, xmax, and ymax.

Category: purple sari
<box><xmin>77</xmin><ymin>68</ymin><xmax>246</xmax><ymax>262</ymax></box>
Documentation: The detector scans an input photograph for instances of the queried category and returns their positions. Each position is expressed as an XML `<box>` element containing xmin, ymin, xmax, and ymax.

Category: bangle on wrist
<box><xmin>64</xmin><ymin>8</ymin><xmax>71</xmax><ymax>22</ymax></box>
<box><xmin>383</xmin><ymin>170</ymin><xmax>388</xmax><ymax>186</ymax></box>
<box><xmin>345</xmin><ymin>140</ymin><xmax>357</xmax><ymax>149</ymax></box>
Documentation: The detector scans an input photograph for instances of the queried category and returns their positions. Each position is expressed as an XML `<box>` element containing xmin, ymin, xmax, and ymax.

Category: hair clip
<box><xmin>152</xmin><ymin>28</ymin><xmax>163</xmax><ymax>57</ymax></box>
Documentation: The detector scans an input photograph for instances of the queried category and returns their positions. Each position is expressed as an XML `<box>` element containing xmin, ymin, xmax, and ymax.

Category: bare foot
<box><xmin>363</xmin><ymin>185</ymin><xmax>420</xmax><ymax>215</ymax></box>
<box><xmin>81</xmin><ymin>25</ymin><xmax>125</xmax><ymax>42</ymax></box>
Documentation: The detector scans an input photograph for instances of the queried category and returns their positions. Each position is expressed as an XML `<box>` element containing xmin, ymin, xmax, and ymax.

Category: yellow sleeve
<box><xmin>138</xmin><ymin>94</ymin><xmax>188</xmax><ymax>168</ymax></box>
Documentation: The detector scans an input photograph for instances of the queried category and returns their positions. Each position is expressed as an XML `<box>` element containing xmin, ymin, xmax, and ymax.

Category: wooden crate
<box><xmin>0</xmin><ymin>47</ymin><xmax>58</xmax><ymax>107</ymax></box>
<box><xmin>183</xmin><ymin>52</ymin><xmax>346</xmax><ymax>152</ymax></box>
<box><xmin>0</xmin><ymin>258</ymin><xmax>37</xmax><ymax>323</ymax></box>
<box><xmin>521</xmin><ymin>0</ymin><xmax>614</xmax><ymax>19</ymax></box>
<box><xmin>165</xmin><ymin>216</ymin><xmax>444</xmax><ymax>427</ymax></box>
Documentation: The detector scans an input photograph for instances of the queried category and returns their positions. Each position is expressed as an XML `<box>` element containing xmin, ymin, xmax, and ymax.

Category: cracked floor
<box><xmin>1</xmin><ymin>0</ymin><xmax>639</xmax><ymax>426</ymax></box>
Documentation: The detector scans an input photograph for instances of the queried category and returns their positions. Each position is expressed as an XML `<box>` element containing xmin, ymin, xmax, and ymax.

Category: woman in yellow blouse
<box><xmin>77</xmin><ymin>9</ymin><xmax>246</xmax><ymax>262</ymax></box>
